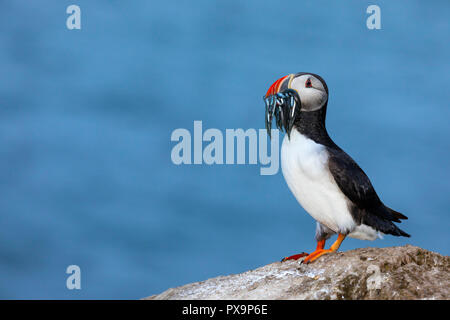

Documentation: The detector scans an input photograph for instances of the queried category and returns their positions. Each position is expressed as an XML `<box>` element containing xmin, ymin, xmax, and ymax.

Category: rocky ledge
<box><xmin>146</xmin><ymin>245</ymin><xmax>449</xmax><ymax>300</ymax></box>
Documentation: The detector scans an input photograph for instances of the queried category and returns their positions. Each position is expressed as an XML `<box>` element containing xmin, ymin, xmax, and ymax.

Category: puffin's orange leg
<box><xmin>302</xmin><ymin>234</ymin><xmax>346</xmax><ymax>264</ymax></box>
<box><xmin>281</xmin><ymin>239</ymin><xmax>325</xmax><ymax>262</ymax></box>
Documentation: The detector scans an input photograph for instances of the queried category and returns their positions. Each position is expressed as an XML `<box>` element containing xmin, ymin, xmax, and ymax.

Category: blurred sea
<box><xmin>0</xmin><ymin>0</ymin><xmax>448</xmax><ymax>299</ymax></box>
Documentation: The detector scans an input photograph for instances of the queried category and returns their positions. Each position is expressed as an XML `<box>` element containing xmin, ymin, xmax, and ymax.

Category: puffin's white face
<box><xmin>290</xmin><ymin>74</ymin><xmax>328</xmax><ymax>112</ymax></box>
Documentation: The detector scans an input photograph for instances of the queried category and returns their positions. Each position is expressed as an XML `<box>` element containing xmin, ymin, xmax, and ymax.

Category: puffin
<box><xmin>264</xmin><ymin>72</ymin><xmax>410</xmax><ymax>264</ymax></box>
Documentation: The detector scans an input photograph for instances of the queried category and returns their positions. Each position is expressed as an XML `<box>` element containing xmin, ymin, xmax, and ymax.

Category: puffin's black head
<box><xmin>264</xmin><ymin>72</ymin><xmax>328</xmax><ymax>138</ymax></box>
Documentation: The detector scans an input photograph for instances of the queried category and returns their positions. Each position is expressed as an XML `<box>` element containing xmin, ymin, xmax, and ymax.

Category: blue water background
<box><xmin>0</xmin><ymin>1</ymin><xmax>449</xmax><ymax>298</ymax></box>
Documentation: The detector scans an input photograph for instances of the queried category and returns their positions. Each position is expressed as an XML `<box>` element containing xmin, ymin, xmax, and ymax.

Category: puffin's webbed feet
<box><xmin>280</xmin><ymin>239</ymin><xmax>325</xmax><ymax>263</ymax></box>
<box><xmin>280</xmin><ymin>234</ymin><xmax>346</xmax><ymax>264</ymax></box>
<box><xmin>280</xmin><ymin>252</ymin><xmax>309</xmax><ymax>262</ymax></box>
<box><xmin>301</xmin><ymin>248</ymin><xmax>334</xmax><ymax>264</ymax></box>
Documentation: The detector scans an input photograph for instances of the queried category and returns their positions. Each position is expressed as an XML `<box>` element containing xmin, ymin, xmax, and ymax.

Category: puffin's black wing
<box><xmin>327</xmin><ymin>148</ymin><xmax>410</xmax><ymax>237</ymax></box>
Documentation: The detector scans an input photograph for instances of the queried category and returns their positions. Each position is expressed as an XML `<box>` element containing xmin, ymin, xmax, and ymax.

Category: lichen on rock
<box><xmin>145</xmin><ymin>245</ymin><xmax>449</xmax><ymax>300</ymax></box>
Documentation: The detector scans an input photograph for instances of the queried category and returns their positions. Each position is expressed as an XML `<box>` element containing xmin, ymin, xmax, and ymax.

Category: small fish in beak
<box><xmin>264</xmin><ymin>75</ymin><xmax>301</xmax><ymax>139</ymax></box>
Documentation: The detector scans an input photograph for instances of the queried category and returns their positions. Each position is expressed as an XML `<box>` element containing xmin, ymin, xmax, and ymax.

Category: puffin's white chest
<box><xmin>280</xmin><ymin>129</ymin><xmax>355</xmax><ymax>233</ymax></box>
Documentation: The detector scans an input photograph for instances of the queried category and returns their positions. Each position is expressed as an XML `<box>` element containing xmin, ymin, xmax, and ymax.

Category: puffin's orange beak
<box><xmin>265</xmin><ymin>74</ymin><xmax>290</xmax><ymax>98</ymax></box>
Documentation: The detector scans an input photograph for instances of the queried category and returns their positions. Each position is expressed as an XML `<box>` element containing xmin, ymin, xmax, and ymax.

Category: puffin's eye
<box><xmin>305</xmin><ymin>79</ymin><xmax>312</xmax><ymax>88</ymax></box>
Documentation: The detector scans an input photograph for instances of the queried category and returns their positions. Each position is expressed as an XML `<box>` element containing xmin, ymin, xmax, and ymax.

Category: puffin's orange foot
<box><xmin>281</xmin><ymin>252</ymin><xmax>308</xmax><ymax>262</ymax></box>
<box><xmin>301</xmin><ymin>249</ymin><xmax>333</xmax><ymax>264</ymax></box>
<box><xmin>280</xmin><ymin>234</ymin><xmax>346</xmax><ymax>264</ymax></box>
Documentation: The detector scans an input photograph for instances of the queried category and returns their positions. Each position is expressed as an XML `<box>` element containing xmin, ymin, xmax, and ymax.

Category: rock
<box><xmin>145</xmin><ymin>245</ymin><xmax>449</xmax><ymax>300</ymax></box>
